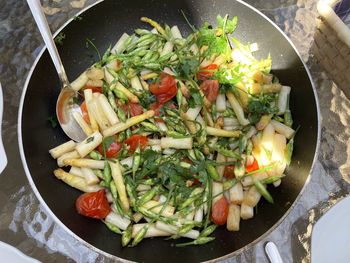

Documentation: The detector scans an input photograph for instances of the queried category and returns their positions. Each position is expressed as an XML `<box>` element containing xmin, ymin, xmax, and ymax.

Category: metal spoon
<box><xmin>27</xmin><ymin>0</ymin><xmax>86</xmax><ymax>142</ymax></box>
<box><xmin>265</xmin><ymin>242</ymin><xmax>284</xmax><ymax>263</ymax></box>
<box><xmin>0</xmin><ymin>82</ymin><xmax>7</xmax><ymax>174</ymax></box>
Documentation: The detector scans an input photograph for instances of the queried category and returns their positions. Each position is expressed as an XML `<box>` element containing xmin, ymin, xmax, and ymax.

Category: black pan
<box><xmin>19</xmin><ymin>0</ymin><xmax>319</xmax><ymax>262</ymax></box>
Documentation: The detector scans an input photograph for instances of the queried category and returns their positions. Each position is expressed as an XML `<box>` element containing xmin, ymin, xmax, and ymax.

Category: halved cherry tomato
<box><xmin>83</xmin><ymin>85</ymin><xmax>102</xmax><ymax>93</ymax></box>
<box><xmin>75</xmin><ymin>189</ymin><xmax>111</xmax><ymax>219</ymax></box>
<box><xmin>125</xmin><ymin>134</ymin><xmax>148</xmax><ymax>152</ymax></box>
<box><xmin>150</xmin><ymin>102</ymin><xmax>176</xmax><ymax>119</ymax></box>
<box><xmin>199</xmin><ymin>79</ymin><xmax>219</xmax><ymax>103</ymax></box>
<box><xmin>80</xmin><ymin>101</ymin><xmax>90</xmax><ymax>124</ymax></box>
<box><xmin>97</xmin><ymin>139</ymin><xmax>122</xmax><ymax>158</ymax></box>
<box><xmin>120</xmin><ymin>102</ymin><xmax>143</xmax><ymax>117</ymax></box>
<box><xmin>150</xmin><ymin>102</ymin><xmax>163</xmax><ymax>116</ymax></box>
<box><xmin>245</xmin><ymin>157</ymin><xmax>259</xmax><ymax>173</ymax></box>
<box><xmin>211</xmin><ymin>196</ymin><xmax>229</xmax><ymax>225</ymax></box>
<box><xmin>150</xmin><ymin>73</ymin><xmax>177</xmax><ymax>104</ymax></box>
<box><xmin>223</xmin><ymin>165</ymin><xmax>235</xmax><ymax>179</ymax></box>
<box><xmin>197</xmin><ymin>64</ymin><xmax>219</xmax><ymax>81</ymax></box>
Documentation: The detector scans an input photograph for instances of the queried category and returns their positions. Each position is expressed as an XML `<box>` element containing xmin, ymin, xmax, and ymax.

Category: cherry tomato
<box><xmin>80</xmin><ymin>101</ymin><xmax>90</xmax><ymax>124</ymax></box>
<box><xmin>211</xmin><ymin>196</ymin><xmax>229</xmax><ymax>225</ymax></box>
<box><xmin>75</xmin><ymin>189</ymin><xmax>111</xmax><ymax>219</ymax></box>
<box><xmin>125</xmin><ymin>134</ymin><xmax>148</xmax><ymax>152</ymax></box>
<box><xmin>245</xmin><ymin>157</ymin><xmax>259</xmax><ymax>173</ymax></box>
<box><xmin>197</xmin><ymin>64</ymin><xmax>219</xmax><ymax>81</ymax></box>
<box><xmin>83</xmin><ymin>85</ymin><xmax>102</xmax><ymax>93</ymax></box>
<box><xmin>200</xmin><ymin>79</ymin><xmax>219</xmax><ymax>103</ymax></box>
<box><xmin>223</xmin><ymin>165</ymin><xmax>235</xmax><ymax>179</ymax></box>
<box><xmin>150</xmin><ymin>102</ymin><xmax>176</xmax><ymax>119</ymax></box>
<box><xmin>150</xmin><ymin>73</ymin><xmax>177</xmax><ymax>104</ymax></box>
<box><xmin>97</xmin><ymin>138</ymin><xmax>122</xmax><ymax>158</ymax></box>
<box><xmin>150</xmin><ymin>102</ymin><xmax>162</xmax><ymax>116</ymax></box>
<box><xmin>120</xmin><ymin>102</ymin><xmax>143</xmax><ymax>117</ymax></box>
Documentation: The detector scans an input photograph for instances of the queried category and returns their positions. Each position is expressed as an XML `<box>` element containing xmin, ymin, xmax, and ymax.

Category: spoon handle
<box><xmin>27</xmin><ymin>0</ymin><xmax>69</xmax><ymax>86</ymax></box>
<box><xmin>0</xmin><ymin>82</ymin><xmax>7</xmax><ymax>174</ymax></box>
<box><xmin>265</xmin><ymin>242</ymin><xmax>284</xmax><ymax>263</ymax></box>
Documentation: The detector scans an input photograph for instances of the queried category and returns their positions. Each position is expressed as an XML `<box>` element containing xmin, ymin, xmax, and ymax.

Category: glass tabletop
<box><xmin>0</xmin><ymin>0</ymin><xmax>349</xmax><ymax>262</ymax></box>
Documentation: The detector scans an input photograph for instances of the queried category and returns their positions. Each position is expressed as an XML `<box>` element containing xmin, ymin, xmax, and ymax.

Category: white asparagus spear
<box><xmin>240</xmin><ymin>203</ymin><xmax>254</xmax><ymax>220</ymax></box>
<box><xmin>57</xmin><ymin>150</ymin><xmax>80</xmax><ymax>167</ymax></box>
<box><xmin>226</xmin><ymin>92</ymin><xmax>250</xmax><ymax>126</ymax></box>
<box><xmin>141</xmin><ymin>200</ymin><xmax>175</xmax><ymax>217</ymax></box>
<box><xmin>81</xmin><ymin>167</ymin><xmax>100</xmax><ymax>185</ymax></box>
<box><xmin>87</xmin><ymin>98</ymin><xmax>110</xmax><ymax>130</ymax></box>
<box><xmin>270</xmin><ymin>120</ymin><xmax>295</xmax><ymax>139</ymax></box>
<box><xmin>72</xmin><ymin>112</ymin><xmax>93</xmax><ymax>136</ymax></box>
<box><xmin>185</xmin><ymin>106</ymin><xmax>202</xmax><ymax>121</ymax></box>
<box><xmin>83</xmin><ymin>89</ymin><xmax>99</xmax><ymax>132</ymax></box>
<box><xmin>63</xmin><ymin>158</ymin><xmax>105</xmax><ymax>169</ymax></box>
<box><xmin>97</xmin><ymin>93</ymin><xmax>119</xmax><ymax>125</ymax></box>
<box><xmin>206</xmin><ymin>126</ymin><xmax>241</xmax><ymax>137</ymax></box>
<box><xmin>49</xmin><ymin>140</ymin><xmax>76</xmax><ymax>159</ymax></box>
<box><xmin>86</xmin><ymin>67</ymin><xmax>104</xmax><ymax>80</ymax></box>
<box><xmin>105</xmin><ymin>211</ymin><xmax>131</xmax><ymax>230</ymax></box>
<box><xmin>75</xmin><ymin>131</ymin><xmax>103</xmax><ymax>157</ymax></box>
<box><xmin>71</xmin><ymin>71</ymin><xmax>88</xmax><ymax>91</ymax></box>
<box><xmin>170</xmin><ymin>25</ymin><xmax>183</xmax><ymax>39</ymax></box>
<box><xmin>216</xmin><ymin>93</ymin><xmax>227</xmax><ymax>112</ymax></box>
<box><xmin>130</xmin><ymin>76</ymin><xmax>143</xmax><ymax>91</ymax></box>
<box><xmin>54</xmin><ymin>169</ymin><xmax>102</xmax><ymax>192</ymax></box>
<box><xmin>277</xmin><ymin>86</ymin><xmax>291</xmax><ymax>115</ymax></box>
<box><xmin>155</xmin><ymin>221</ymin><xmax>200</xmax><ymax>240</ymax></box>
<box><xmin>103</xmin><ymin>110</ymin><xmax>155</xmax><ymax>137</ymax></box>
<box><xmin>243</xmin><ymin>186</ymin><xmax>261</xmax><ymax>207</ymax></box>
<box><xmin>160</xmin><ymin>137</ymin><xmax>193</xmax><ymax>149</ymax></box>
<box><xmin>112</xmin><ymin>82</ymin><xmax>139</xmax><ymax>103</ymax></box>
<box><xmin>132</xmin><ymin>223</ymin><xmax>171</xmax><ymax>238</ymax></box>
<box><xmin>109</xmin><ymin>161</ymin><xmax>129</xmax><ymax>212</ymax></box>
<box><xmin>111</xmin><ymin>33</ymin><xmax>129</xmax><ymax>54</ymax></box>
<box><xmin>229</xmin><ymin>182</ymin><xmax>244</xmax><ymax>204</ymax></box>
<box><xmin>227</xmin><ymin>204</ymin><xmax>241</xmax><ymax>231</ymax></box>
<box><xmin>69</xmin><ymin>166</ymin><xmax>83</xmax><ymax>178</ymax></box>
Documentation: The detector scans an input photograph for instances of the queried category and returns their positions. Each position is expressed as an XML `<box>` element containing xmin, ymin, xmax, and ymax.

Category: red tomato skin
<box><xmin>200</xmin><ymin>79</ymin><xmax>219</xmax><ymax>103</ymax></box>
<box><xmin>84</xmin><ymin>85</ymin><xmax>102</xmax><ymax>93</ymax></box>
<box><xmin>125</xmin><ymin>135</ymin><xmax>148</xmax><ymax>152</ymax></box>
<box><xmin>80</xmin><ymin>101</ymin><xmax>90</xmax><ymax>124</ymax></box>
<box><xmin>120</xmin><ymin>102</ymin><xmax>143</xmax><ymax>117</ymax></box>
<box><xmin>223</xmin><ymin>165</ymin><xmax>235</xmax><ymax>179</ymax></box>
<box><xmin>150</xmin><ymin>102</ymin><xmax>176</xmax><ymax>119</ymax></box>
<box><xmin>197</xmin><ymin>64</ymin><xmax>219</xmax><ymax>81</ymax></box>
<box><xmin>211</xmin><ymin>196</ymin><xmax>229</xmax><ymax>225</ymax></box>
<box><xmin>97</xmin><ymin>140</ymin><xmax>122</xmax><ymax>158</ymax></box>
<box><xmin>150</xmin><ymin>74</ymin><xmax>177</xmax><ymax>104</ymax></box>
<box><xmin>245</xmin><ymin>157</ymin><xmax>259</xmax><ymax>173</ymax></box>
<box><xmin>75</xmin><ymin>189</ymin><xmax>111</xmax><ymax>219</ymax></box>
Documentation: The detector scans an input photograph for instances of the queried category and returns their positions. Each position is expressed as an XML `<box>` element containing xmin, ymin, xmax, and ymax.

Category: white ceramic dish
<box><xmin>0</xmin><ymin>241</ymin><xmax>40</xmax><ymax>263</ymax></box>
<box><xmin>311</xmin><ymin>195</ymin><xmax>350</xmax><ymax>263</ymax></box>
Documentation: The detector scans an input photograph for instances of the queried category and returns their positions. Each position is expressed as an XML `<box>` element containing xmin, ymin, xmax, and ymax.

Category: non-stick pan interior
<box><xmin>20</xmin><ymin>0</ymin><xmax>318</xmax><ymax>262</ymax></box>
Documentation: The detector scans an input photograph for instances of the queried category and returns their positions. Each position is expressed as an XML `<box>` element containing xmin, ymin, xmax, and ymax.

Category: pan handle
<box><xmin>26</xmin><ymin>0</ymin><xmax>70</xmax><ymax>86</ymax></box>
<box><xmin>0</xmin><ymin>82</ymin><xmax>7</xmax><ymax>174</ymax></box>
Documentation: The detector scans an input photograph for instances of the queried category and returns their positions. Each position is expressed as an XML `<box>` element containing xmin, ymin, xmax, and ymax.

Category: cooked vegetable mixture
<box><xmin>49</xmin><ymin>15</ymin><xmax>296</xmax><ymax>247</ymax></box>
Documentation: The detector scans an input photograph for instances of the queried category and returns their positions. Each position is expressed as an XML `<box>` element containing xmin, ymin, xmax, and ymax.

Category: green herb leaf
<box><xmin>47</xmin><ymin>115</ymin><xmax>58</xmax><ymax>128</ymax></box>
<box><xmin>101</xmin><ymin>136</ymin><xmax>115</xmax><ymax>157</ymax></box>
<box><xmin>217</xmin><ymin>15</ymin><xmax>238</xmax><ymax>34</ymax></box>
<box><xmin>55</xmin><ymin>32</ymin><xmax>65</xmax><ymax>46</ymax></box>
<box><xmin>180</xmin><ymin>57</ymin><xmax>199</xmax><ymax>77</ymax></box>
<box><xmin>86</xmin><ymin>136</ymin><xmax>94</xmax><ymax>143</ymax></box>
<box><xmin>247</xmin><ymin>94</ymin><xmax>278</xmax><ymax>124</ymax></box>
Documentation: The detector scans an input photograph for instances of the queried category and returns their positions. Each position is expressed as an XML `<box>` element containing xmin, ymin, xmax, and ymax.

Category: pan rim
<box><xmin>17</xmin><ymin>0</ymin><xmax>321</xmax><ymax>262</ymax></box>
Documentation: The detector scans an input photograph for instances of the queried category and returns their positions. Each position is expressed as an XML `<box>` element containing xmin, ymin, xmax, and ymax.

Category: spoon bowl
<box><xmin>27</xmin><ymin>0</ymin><xmax>86</xmax><ymax>142</ymax></box>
